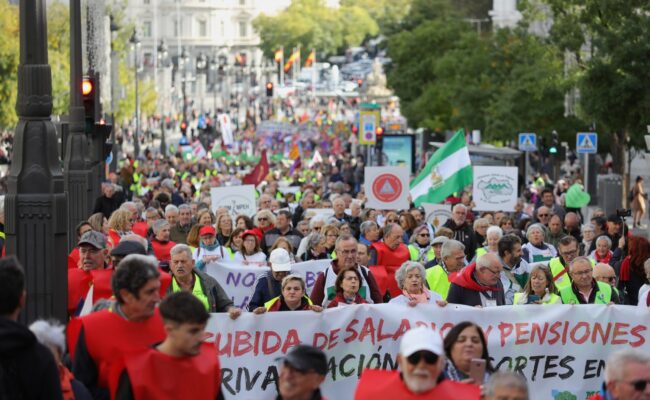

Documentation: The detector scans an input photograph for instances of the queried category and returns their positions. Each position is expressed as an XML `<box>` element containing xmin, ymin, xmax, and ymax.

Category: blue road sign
<box><xmin>518</xmin><ymin>133</ymin><xmax>537</xmax><ymax>152</ymax></box>
<box><xmin>576</xmin><ymin>132</ymin><xmax>597</xmax><ymax>154</ymax></box>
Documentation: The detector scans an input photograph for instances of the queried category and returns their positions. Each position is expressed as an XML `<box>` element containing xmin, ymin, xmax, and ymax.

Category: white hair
<box><xmin>441</xmin><ymin>239</ymin><xmax>465</xmax><ymax>259</ymax></box>
<box><xmin>605</xmin><ymin>349</ymin><xmax>650</xmax><ymax>382</ymax></box>
<box><xmin>595</xmin><ymin>235</ymin><xmax>612</xmax><ymax>248</ymax></box>
<box><xmin>486</xmin><ymin>226</ymin><xmax>503</xmax><ymax>239</ymax></box>
<box><xmin>526</xmin><ymin>223</ymin><xmax>546</xmax><ymax>238</ymax></box>
<box><xmin>485</xmin><ymin>372</ymin><xmax>528</xmax><ymax>398</ymax></box>
<box><xmin>394</xmin><ymin>261</ymin><xmax>426</xmax><ymax>290</ymax></box>
<box><xmin>29</xmin><ymin>320</ymin><xmax>66</xmax><ymax>354</ymax></box>
<box><xmin>453</xmin><ymin>203</ymin><xmax>467</xmax><ymax>213</ymax></box>
<box><xmin>165</xmin><ymin>204</ymin><xmax>179</xmax><ymax>215</ymax></box>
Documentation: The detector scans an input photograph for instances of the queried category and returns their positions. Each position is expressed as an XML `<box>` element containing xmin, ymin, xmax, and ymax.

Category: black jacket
<box><xmin>92</xmin><ymin>192</ymin><xmax>125</xmax><ymax>219</ymax></box>
<box><xmin>0</xmin><ymin>317</ymin><xmax>62</xmax><ymax>399</ymax></box>
<box><xmin>442</xmin><ymin>219</ymin><xmax>477</xmax><ymax>260</ymax></box>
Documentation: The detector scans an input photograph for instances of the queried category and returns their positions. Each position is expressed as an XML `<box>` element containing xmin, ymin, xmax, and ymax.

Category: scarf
<box><xmin>403</xmin><ymin>288</ymin><xmax>431</xmax><ymax>304</ymax></box>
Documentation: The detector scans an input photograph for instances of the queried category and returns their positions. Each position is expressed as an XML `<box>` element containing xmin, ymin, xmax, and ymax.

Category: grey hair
<box><xmin>476</xmin><ymin>253</ymin><xmax>499</xmax><ymax>270</ymax></box>
<box><xmin>473</xmin><ymin>218</ymin><xmax>489</xmax><ymax>230</ymax></box>
<box><xmin>308</xmin><ymin>233</ymin><xmax>324</xmax><ymax>248</ymax></box>
<box><xmin>255</xmin><ymin>209</ymin><xmax>276</xmax><ymax>225</ymax></box>
<box><xmin>485</xmin><ymin>372</ymin><xmax>529</xmax><ymax>398</ymax></box>
<box><xmin>309</xmin><ymin>215</ymin><xmax>328</xmax><ymax>229</ymax></box>
<box><xmin>486</xmin><ymin>225</ymin><xmax>503</xmax><ymax>239</ymax></box>
<box><xmin>360</xmin><ymin>220</ymin><xmax>378</xmax><ymax>235</ymax></box>
<box><xmin>145</xmin><ymin>207</ymin><xmax>160</xmax><ymax>216</ymax></box>
<box><xmin>605</xmin><ymin>349</ymin><xmax>650</xmax><ymax>382</ymax></box>
<box><xmin>452</xmin><ymin>203</ymin><xmax>467</xmax><ymax>213</ymax></box>
<box><xmin>29</xmin><ymin>319</ymin><xmax>66</xmax><ymax>355</ymax></box>
<box><xmin>394</xmin><ymin>261</ymin><xmax>426</xmax><ymax>290</ymax></box>
<box><xmin>119</xmin><ymin>234</ymin><xmax>148</xmax><ymax>249</ymax></box>
<box><xmin>568</xmin><ymin>256</ymin><xmax>592</xmax><ymax>272</ymax></box>
<box><xmin>595</xmin><ymin>235</ymin><xmax>612</xmax><ymax>248</ymax></box>
<box><xmin>581</xmin><ymin>223</ymin><xmax>595</xmax><ymax>233</ymax></box>
<box><xmin>161</xmin><ymin>178</ymin><xmax>175</xmax><ymax>190</ymax></box>
<box><xmin>165</xmin><ymin>204</ymin><xmax>179</xmax><ymax>215</ymax></box>
<box><xmin>152</xmin><ymin>219</ymin><xmax>170</xmax><ymax>234</ymax></box>
<box><xmin>281</xmin><ymin>274</ymin><xmax>306</xmax><ymax>292</ymax></box>
<box><xmin>178</xmin><ymin>204</ymin><xmax>191</xmax><ymax>212</ymax></box>
<box><xmin>526</xmin><ymin>223</ymin><xmax>546</xmax><ymax>239</ymax></box>
<box><xmin>170</xmin><ymin>243</ymin><xmax>193</xmax><ymax>259</ymax></box>
<box><xmin>441</xmin><ymin>239</ymin><xmax>465</xmax><ymax>259</ymax></box>
<box><xmin>120</xmin><ymin>201</ymin><xmax>137</xmax><ymax>213</ymax></box>
<box><xmin>335</xmin><ymin>233</ymin><xmax>357</xmax><ymax>250</ymax></box>
<box><xmin>0</xmin><ymin>195</ymin><xmax>4</xmax><ymax>216</ymax></box>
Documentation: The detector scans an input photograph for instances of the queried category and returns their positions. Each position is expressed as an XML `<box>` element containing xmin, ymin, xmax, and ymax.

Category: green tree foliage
<box><xmin>115</xmin><ymin>63</ymin><xmax>157</xmax><ymax>124</ymax></box>
<box><xmin>539</xmin><ymin>0</ymin><xmax>650</xmax><ymax>172</ymax></box>
<box><xmin>253</xmin><ymin>0</ymin><xmax>378</xmax><ymax>60</ymax></box>
<box><xmin>339</xmin><ymin>0</ymin><xmax>412</xmax><ymax>32</ymax></box>
<box><xmin>48</xmin><ymin>1</ymin><xmax>71</xmax><ymax>116</ymax></box>
<box><xmin>0</xmin><ymin>0</ymin><xmax>19</xmax><ymax>129</ymax></box>
<box><xmin>387</xmin><ymin>0</ymin><xmax>575</xmax><ymax>141</ymax></box>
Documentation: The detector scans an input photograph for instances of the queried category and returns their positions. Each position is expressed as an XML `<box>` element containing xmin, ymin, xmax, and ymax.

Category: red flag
<box><xmin>243</xmin><ymin>150</ymin><xmax>269</xmax><ymax>186</ymax></box>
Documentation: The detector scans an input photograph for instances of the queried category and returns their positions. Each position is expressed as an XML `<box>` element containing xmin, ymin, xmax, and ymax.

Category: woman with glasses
<box><xmin>407</xmin><ymin>225</ymin><xmax>435</xmax><ymax>264</ymax></box>
<box><xmin>321</xmin><ymin>224</ymin><xmax>339</xmax><ymax>257</ymax></box>
<box><xmin>252</xmin><ymin>274</ymin><xmax>323</xmax><ymax>313</ymax></box>
<box><xmin>389</xmin><ymin>261</ymin><xmax>447</xmax><ymax>307</ymax></box>
<box><xmin>252</xmin><ymin>210</ymin><xmax>276</xmax><ymax>243</ymax></box>
<box><xmin>326</xmin><ymin>266</ymin><xmax>368</xmax><ymax>308</ymax></box>
<box><xmin>513</xmin><ymin>265</ymin><xmax>561</xmax><ymax>304</ymax></box>
<box><xmin>443</xmin><ymin>321</ymin><xmax>495</xmax><ymax>384</ymax></box>
<box><xmin>234</xmin><ymin>230</ymin><xmax>267</xmax><ymax>266</ymax></box>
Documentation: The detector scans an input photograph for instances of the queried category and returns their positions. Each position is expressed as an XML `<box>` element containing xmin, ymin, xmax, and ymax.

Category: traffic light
<box><xmin>95</xmin><ymin>123</ymin><xmax>113</xmax><ymax>161</ymax></box>
<box><xmin>375</xmin><ymin>126</ymin><xmax>384</xmax><ymax>166</ymax></box>
<box><xmin>357</xmin><ymin>79</ymin><xmax>363</xmax><ymax>88</ymax></box>
<box><xmin>549</xmin><ymin>130</ymin><xmax>559</xmax><ymax>154</ymax></box>
<box><xmin>266</xmin><ymin>82</ymin><xmax>274</xmax><ymax>97</ymax></box>
<box><xmin>82</xmin><ymin>76</ymin><xmax>96</xmax><ymax>134</ymax></box>
<box><xmin>180</xmin><ymin>121</ymin><xmax>188</xmax><ymax>136</ymax></box>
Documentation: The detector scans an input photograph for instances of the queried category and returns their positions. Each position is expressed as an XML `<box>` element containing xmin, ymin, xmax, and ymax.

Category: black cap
<box><xmin>607</xmin><ymin>215</ymin><xmax>622</xmax><ymax>223</ymax></box>
<box><xmin>279</xmin><ymin>345</ymin><xmax>327</xmax><ymax>375</ymax></box>
<box><xmin>110</xmin><ymin>240</ymin><xmax>147</xmax><ymax>257</ymax></box>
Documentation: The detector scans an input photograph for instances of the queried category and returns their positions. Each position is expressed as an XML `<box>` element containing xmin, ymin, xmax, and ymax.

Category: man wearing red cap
<box><xmin>355</xmin><ymin>326</ymin><xmax>480</xmax><ymax>399</ymax></box>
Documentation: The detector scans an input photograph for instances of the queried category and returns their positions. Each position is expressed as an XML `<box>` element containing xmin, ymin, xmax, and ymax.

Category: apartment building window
<box><xmin>174</xmin><ymin>20</ymin><xmax>182</xmax><ymax>37</ymax></box>
<box><xmin>198</xmin><ymin>19</ymin><xmax>207</xmax><ymax>37</ymax></box>
<box><xmin>239</xmin><ymin>21</ymin><xmax>247</xmax><ymax>38</ymax></box>
<box><xmin>142</xmin><ymin>21</ymin><xmax>152</xmax><ymax>38</ymax></box>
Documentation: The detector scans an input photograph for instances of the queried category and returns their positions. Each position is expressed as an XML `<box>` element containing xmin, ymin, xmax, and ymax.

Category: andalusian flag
<box><xmin>274</xmin><ymin>48</ymin><xmax>283</xmax><ymax>63</ymax></box>
<box><xmin>410</xmin><ymin>129</ymin><xmax>473</xmax><ymax>206</ymax></box>
<box><xmin>284</xmin><ymin>48</ymin><xmax>300</xmax><ymax>72</ymax></box>
<box><xmin>305</xmin><ymin>50</ymin><xmax>315</xmax><ymax>67</ymax></box>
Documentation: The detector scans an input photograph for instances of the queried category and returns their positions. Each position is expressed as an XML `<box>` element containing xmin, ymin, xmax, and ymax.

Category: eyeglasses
<box><xmin>625</xmin><ymin>379</ymin><xmax>650</xmax><ymax>392</ymax></box>
<box><xmin>258</xmin><ymin>217</ymin><xmax>268</xmax><ymax>221</ymax></box>
<box><xmin>560</xmin><ymin>249</ymin><xmax>578</xmax><ymax>257</ymax></box>
<box><xmin>418</xmin><ymin>233</ymin><xmax>430</xmax><ymax>238</ymax></box>
<box><xmin>601</xmin><ymin>276</ymin><xmax>617</xmax><ymax>283</ymax></box>
<box><xmin>386</xmin><ymin>219</ymin><xmax>399</xmax><ymax>223</ymax></box>
<box><xmin>538</xmin><ymin>214</ymin><xmax>549</xmax><ymax>217</ymax></box>
<box><xmin>406</xmin><ymin>351</ymin><xmax>439</xmax><ymax>365</ymax></box>
<box><xmin>313</xmin><ymin>227</ymin><xmax>322</xmax><ymax>231</ymax></box>
<box><xmin>484</xmin><ymin>267</ymin><xmax>500</xmax><ymax>276</ymax></box>
<box><xmin>571</xmin><ymin>269</ymin><xmax>592</xmax><ymax>277</ymax></box>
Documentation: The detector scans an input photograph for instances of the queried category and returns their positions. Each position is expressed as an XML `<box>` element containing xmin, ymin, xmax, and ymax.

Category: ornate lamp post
<box><xmin>7</xmin><ymin>0</ymin><xmax>68</xmax><ymax>323</ymax></box>
<box><xmin>129</xmin><ymin>30</ymin><xmax>141</xmax><ymax>157</ymax></box>
<box><xmin>180</xmin><ymin>47</ymin><xmax>190</xmax><ymax>130</ymax></box>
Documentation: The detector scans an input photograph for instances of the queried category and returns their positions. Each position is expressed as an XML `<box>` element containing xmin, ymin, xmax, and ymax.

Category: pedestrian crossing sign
<box><xmin>576</xmin><ymin>133</ymin><xmax>597</xmax><ymax>154</ymax></box>
<box><xmin>518</xmin><ymin>133</ymin><xmax>537</xmax><ymax>152</ymax></box>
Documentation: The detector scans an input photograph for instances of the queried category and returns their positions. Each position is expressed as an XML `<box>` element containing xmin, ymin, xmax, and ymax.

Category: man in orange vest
<box><xmin>67</xmin><ymin>231</ymin><xmax>112</xmax><ymax>316</ymax></box>
<box><xmin>72</xmin><ymin>255</ymin><xmax>166</xmax><ymax>399</ymax></box>
<box><xmin>369</xmin><ymin>223</ymin><xmax>410</xmax><ymax>299</ymax></box>
<box><xmin>355</xmin><ymin>326</ymin><xmax>480</xmax><ymax>399</ymax></box>
<box><xmin>112</xmin><ymin>291</ymin><xmax>222</xmax><ymax>399</ymax></box>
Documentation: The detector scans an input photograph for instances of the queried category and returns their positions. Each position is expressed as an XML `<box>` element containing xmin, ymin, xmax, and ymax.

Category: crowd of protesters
<box><xmin>1</xmin><ymin>122</ymin><xmax>650</xmax><ymax>399</ymax></box>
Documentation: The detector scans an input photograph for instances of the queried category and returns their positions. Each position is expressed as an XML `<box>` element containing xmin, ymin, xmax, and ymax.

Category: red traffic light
<box><xmin>180</xmin><ymin>121</ymin><xmax>187</xmax><ymax>130</ymax></box>
<box><xmin>357</xmin><ymin>79</ymin><xmax>363</xmax><ymax>87</ymax></box>
<box><xmin>266</xmin><ymin>82</ymin><xmax>273</xmax><ymax>90</ymax></box>
<box><xmin>82</xmin><ymin>78</ymin><xmax>94</xmax><ymax>96</ymax></box>
<box><xmin>376</xmin><ymin>127</ymin><xmax>384</xmax><ymax>136</ymax></box>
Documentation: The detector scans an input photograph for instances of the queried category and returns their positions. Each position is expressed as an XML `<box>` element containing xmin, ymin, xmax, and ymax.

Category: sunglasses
<box><xmin>406</xmin><ymin>351</ymin><xmax>439</xmax><ymax>365</ymax></box>
<box><xmin>601</xmin><ymin>276</ymin><xmax>617</xmax><ymax>283</ymax></box>
<box><xmin>258</xmin><ymin>217</ymin><xmax>268</xmax><ymax>221</ymax></box>
<box><xmin>627</xmin><ymin>379</ymin><xmax>650</xmax><ymax>392</ymax></box>
<box><xmin>419</xmin><ymin>233</ymin><xmax>430</xmax><ymax>237</ymax></box>
<box><xmin>538</xmin><ymin>214</ymin><xmax>549</xmax><ymax>217</ymax></box>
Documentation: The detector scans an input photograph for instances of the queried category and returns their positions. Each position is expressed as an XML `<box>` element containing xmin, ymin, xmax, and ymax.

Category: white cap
<box><xmin>399</xmin><ymin>326</ymin><xmax>444</xmax><ymax>357</ymax></box>
<box><xmin>269</xmin><ymin>248</ymin><xmax>292</xmax><ymax>272</ymax></box>
<box><xmin>431</xmin><ymin>236</ymin><xmax>449</xmax><ymax>246</ymax></box>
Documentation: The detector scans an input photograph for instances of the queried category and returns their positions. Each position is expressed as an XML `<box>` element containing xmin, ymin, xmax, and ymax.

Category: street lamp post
<box><xmin>196</xmin><ymin>52</ymin><xmax>208</xmax><ymax>114</ymax></box>
<box><xmin>109</xmin><ymin>15</ymin><xmax>120</xmax><ymax>172</ymax></box>
<box><xmin>158</xmin><ymin>40</ymin><xmax>169</xmax><ymax>157</ymax></box>
<box><xmin>7</xmin><ymin>0</ymin><xmax>68</xmax><ymax>323</ymax></box>
<box><xmin>63</xmin><ymin>0</ymin><xmax>93</xmax><ymax>252</ymax></box>
<box><xmin>181</xmin><ymin>47</ymin><xmax>190</xmax><ymax>135</ymax></box>
<box><xmin>209</xmin><ymin>55</ymin><xmax>218</xmax><ymax>114</ymax></box>
<box><xmin>130</xmin><ymin>30</ymin><xmax>141</xmax><ymax>157</ymax></box>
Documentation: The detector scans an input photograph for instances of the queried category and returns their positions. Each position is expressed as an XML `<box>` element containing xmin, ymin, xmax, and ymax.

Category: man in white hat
<box><xmin>247</xmin><ymin>248</ymin><xmax>292</xmax><ymax>311</ymax></box>
<box><xmin>355</xmin><ymin>326</ymin><xmax>480</xmax><ymax>399</ymax></box>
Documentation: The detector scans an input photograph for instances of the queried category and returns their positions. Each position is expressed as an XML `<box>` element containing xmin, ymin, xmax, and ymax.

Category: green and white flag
<box><xmin>410</xmin><ymin>129</ymin><xmax>473</xmax><ymax>206</ymax></box>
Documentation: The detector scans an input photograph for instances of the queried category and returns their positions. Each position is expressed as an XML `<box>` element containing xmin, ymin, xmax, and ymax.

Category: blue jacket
<box><xmin>247</xmin><ymin>272</ymin><xmax>283</xmax><ymax>311</ymax></box>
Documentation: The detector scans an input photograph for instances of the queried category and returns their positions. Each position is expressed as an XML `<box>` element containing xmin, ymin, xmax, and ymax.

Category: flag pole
<box><xmin>311</xmin><ymin>49</ymin><xmax>316</xmax><ymax>98</ymax></box>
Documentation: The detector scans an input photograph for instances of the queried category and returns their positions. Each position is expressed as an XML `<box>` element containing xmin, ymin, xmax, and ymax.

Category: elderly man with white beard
<box><xmin>354</xmin><ymin>327</ymin><xmax>480</xmax><ymax>399</ymax></box>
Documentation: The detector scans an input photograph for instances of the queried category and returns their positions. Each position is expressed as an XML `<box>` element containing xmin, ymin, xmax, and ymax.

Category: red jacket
<box><xmin>111</xmin><ymin>343</ymin><xmax>221</xmax><ymax>400</ymax></box>
<box><xmin>327</xmin><ymin>293</ymin><xmax>368</xmax><ymax>308</ymax></box>
<box><xmin>68</xmin><ymin>247</ymin><xmax>80</xmax><ymax>269</ymax></box>
<box><xmin>370</xmin><ymin>241</ymin><xmax>410</xmax><ymax>298</ymax></box>
<box><xmin>355</xmin><ymin>369</ymin><xmax>480</xmax><ymax>399</ymax></box>
<box><xmin>132</xmin><ymin>221</ymin><xmax>149</xmax><ymax>238</ymax></box>
<box><xmin>151</xmin><ymin>239</ymin><xmax>176</xmax><ymax>263</ymax></box>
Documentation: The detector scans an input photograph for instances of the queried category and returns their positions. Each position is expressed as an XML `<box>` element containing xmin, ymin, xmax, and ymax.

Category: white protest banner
<box><xmin>210</xmin><ymin>185</ymin><xmax>257</xmax><ymax>218</ymax></box>
<box><xmin>206</xmin><ymin>304</ymin><xmax>650</xmax><ymax>400</ymax></box>
<box><xmin>364</xmin><ymin>167</ymin><xmax>409</xmax><ymax>210</ymax></box>
<box><xmin>205</xmin><ymin>259</ymin><xmax>332</xmax><ymax>309</ymax></box>
<box><xmin>472</xmin><ymin>166</ymin><xmax>518</xmax><ymax>211</ymax></box>
<box><xmin>421</xmin><ymin>203</ymin><xmax>452</xmax><ymax>230</ymax></box>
